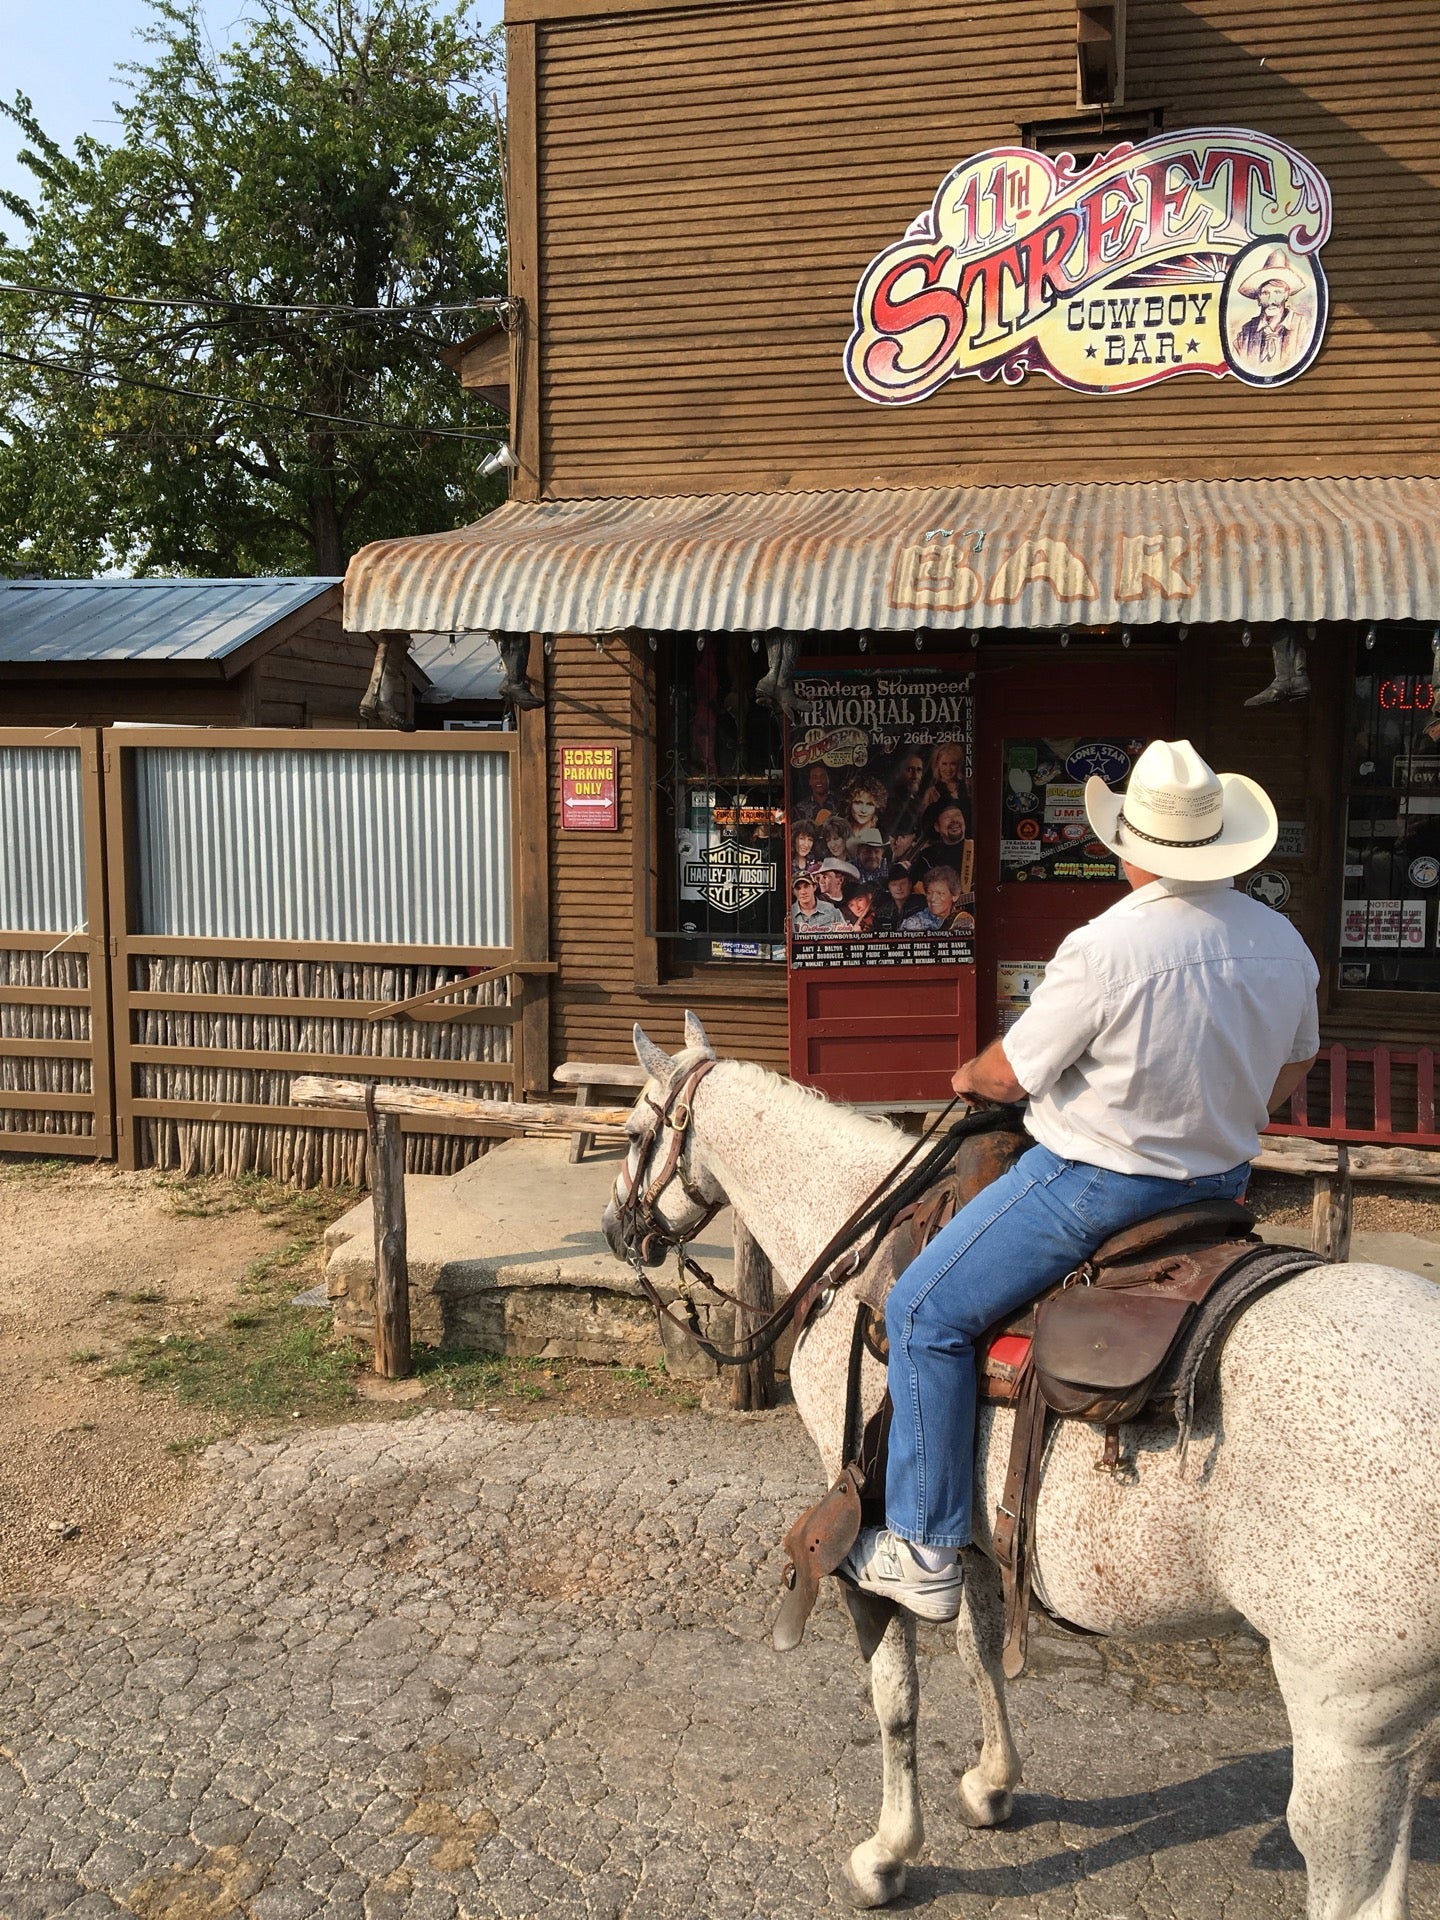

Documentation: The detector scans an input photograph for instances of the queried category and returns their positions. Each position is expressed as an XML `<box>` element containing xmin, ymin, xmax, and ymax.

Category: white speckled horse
<box><xmin>603</xmin><ymin>1016</ymin><xmax>1440</xmax><ymax>1920</ymax></box>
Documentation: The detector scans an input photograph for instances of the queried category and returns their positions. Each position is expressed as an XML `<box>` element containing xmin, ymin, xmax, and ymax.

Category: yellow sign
<box><xmin>846</xmin><ymin>129</ymin><xmax>1330</xmax><ymax>404</ymax></box>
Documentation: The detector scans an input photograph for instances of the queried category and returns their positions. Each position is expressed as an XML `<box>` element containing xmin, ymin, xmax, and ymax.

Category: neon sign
<box><xmin>845</xmin><ymin>128</ymin><xmax>1331</xmax><ymax>404</ymax></box>
<box><xmin>1379</xmin><ymin>678</ymin><xmax>1436</xmax><ymax>712</ymax></box>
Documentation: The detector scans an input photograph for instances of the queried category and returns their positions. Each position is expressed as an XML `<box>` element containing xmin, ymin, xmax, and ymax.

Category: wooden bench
<box><xmin>554</xmin><ymin>1061</ymin><xmax>647</xmax><ymax>1162</ymax></box>
<box><xmin>1260</xmin><ymin>1044</ymin><xmax>1440</xmax><ymax>1259</ymax></box>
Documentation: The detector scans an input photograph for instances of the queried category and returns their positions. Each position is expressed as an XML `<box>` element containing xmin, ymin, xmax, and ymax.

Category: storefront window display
<box><xmin>657</xmin><ymin>637</ymin><xmax>786</xmax><ymax>968</ymax></box>
<box><xmin>1339</xmin><ymin>629</ymin><xmax>1440</xmax><ymax>993</ymax></box>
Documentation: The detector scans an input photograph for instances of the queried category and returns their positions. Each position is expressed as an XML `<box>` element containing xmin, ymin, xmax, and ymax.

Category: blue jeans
<box><xmin>884</xmin><ymin>1143</ymin><xmax>1250</xmax><ymax>1548</ymax></box>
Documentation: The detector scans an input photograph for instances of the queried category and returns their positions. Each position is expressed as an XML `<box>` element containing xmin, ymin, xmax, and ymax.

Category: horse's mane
<box><xmin>711</xmin><ymin>1056</ymin><xmax>908</xmax><ymax>1155</ymax></box>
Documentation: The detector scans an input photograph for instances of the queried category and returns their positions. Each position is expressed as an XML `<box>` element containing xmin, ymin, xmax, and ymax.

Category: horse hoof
<box><xmin>843</xmin><ymin>1841</ymin><xmax>908</xmax><ymax>1908</ymax></box>
<box><xmin>957</xmin><ymin>1771</ymin><xmax>1013</xmax><ymax>1829</ymax></box>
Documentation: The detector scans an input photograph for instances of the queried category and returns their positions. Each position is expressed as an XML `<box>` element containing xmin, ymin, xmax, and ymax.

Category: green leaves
<box><xmin>0</xmin><ymin>0</ymin><xmax>508</xmax><ymax>577</ymax></box>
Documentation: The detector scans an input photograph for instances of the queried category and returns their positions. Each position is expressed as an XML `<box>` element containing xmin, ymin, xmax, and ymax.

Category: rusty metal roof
<box><xmin>343</xmin><ymin>478</ymin><xmax>1440</xmax><ymax>636</ymax></box>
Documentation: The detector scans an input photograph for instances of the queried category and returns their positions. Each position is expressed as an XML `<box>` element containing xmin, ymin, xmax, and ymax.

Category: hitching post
<box><xmin>365</xmin><ymin>1083</ymin><xmax>412</xmax><ymax>1377</ymax></box>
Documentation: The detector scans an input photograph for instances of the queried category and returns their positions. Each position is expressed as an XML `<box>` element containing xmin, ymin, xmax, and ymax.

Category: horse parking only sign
<box><xmin>560</xmin><ymin>745</ymin><xmax>619</xmax><ymax>831</ymax></box>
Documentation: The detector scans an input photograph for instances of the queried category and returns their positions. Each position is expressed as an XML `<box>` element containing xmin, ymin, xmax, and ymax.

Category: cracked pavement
<box><xmin>1</xmin><ymin>1408</ymin><xmax>1436</xmax><ymax>1919</ymax></box>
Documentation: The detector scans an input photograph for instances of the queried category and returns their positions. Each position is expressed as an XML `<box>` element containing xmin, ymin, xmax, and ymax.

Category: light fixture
<box><xmin>697</xmin><ymin>635</ymin><xmax>705</xmax><ymax>652</ymax></box>
<box><xmin>1178</xmin><ymin>625</ymin><xmax>1189</xmax><ymax>641</ymax></box>
<box><xmin>1241</xmin><ymin>625</ymin><xmax>1252</xmax><ymax>648</ymax></box>
<box><xmin>1365</xmin><ymin>624</ymin><xmax>1377</xmax><ymax>651</ymax></box>
<box><xmin>858</xmin><ymin>636</ymin><xmax>868</xmax><ymax>652</ymax></box>
<box><xmin>648</xmin><ymin>635</ymin><xmax>657</xmax><ymax>653</ymax></box>
<box><xmin>1121</xmin><ymin>628</ymin><xmax>1132</xmax><ymax>648</ymax></box>
<box><xmin>1059</xmin><ymin>629</ymin><xmax>1070</xmax><ymax>648</ymax></box>
<box><xmin>914</xmin><ymin>634</ymin><xmax>925</xmax><ymax>651</ymax></box>
<box><xmin>750</xmin><ymin>636</ymin><xmax>760</xmax><ymax>652</ymax></box>
<box><xmin>970</xmin><ymin>632</ymin><xmax>980</xmax><ymax>649</ymax></box>
<box><xmin>480</xmin><ymin>442</ymin><xmax>519</xmax><ymax>477</ymax></box>
<box><xmin>543</xmin><ymin>638</ymin><xmax>554</xmax><ymax>657</ymax></box>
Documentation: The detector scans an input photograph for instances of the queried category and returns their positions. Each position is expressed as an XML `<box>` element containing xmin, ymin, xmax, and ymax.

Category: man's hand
<box><xmin>953</xmin><ymin>1037</ymin><xmax>1030</xmax><ymax>1106</ymax></box>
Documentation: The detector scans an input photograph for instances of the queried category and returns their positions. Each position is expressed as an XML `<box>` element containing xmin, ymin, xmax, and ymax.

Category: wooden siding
<box><xmin>529</xmin><ymin>0</ymin><xmax>1440</xmax><ymax>499</ymax></box>
<box><xmin>255</xmin><ymin>612</ymin><xmax>392</xmax><ymax>727</ymax></box>
<box><xmin>544</xmin><ymin>632</ymin><xmax>788</xmax><ymax>1069</ymax></box>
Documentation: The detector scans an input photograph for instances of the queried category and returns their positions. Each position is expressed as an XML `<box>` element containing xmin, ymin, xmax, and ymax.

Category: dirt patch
<box><xmin>0</xmin><ymin>1159</ymin><xmax>716</xmax><ymax>1605</ymax></box>
<box><xmin>0</xmin><ymin>1160</ymin><xmax>302</xmax><ymax>1602</ymax></box>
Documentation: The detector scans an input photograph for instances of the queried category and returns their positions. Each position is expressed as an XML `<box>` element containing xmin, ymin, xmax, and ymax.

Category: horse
<box><xmin>601</xmin><ymin>1014</ymin><xmax>1440</xmax><ymax>1920</ymax></box>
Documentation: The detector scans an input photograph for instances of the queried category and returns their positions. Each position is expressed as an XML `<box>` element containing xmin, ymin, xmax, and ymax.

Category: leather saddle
<box><xmin>776</xmin><ymin>1167</ymin><xmax>1317</xmax><ymax>1666</ymax></box>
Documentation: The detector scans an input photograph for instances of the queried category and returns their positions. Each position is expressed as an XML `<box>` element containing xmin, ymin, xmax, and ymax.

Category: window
<box><xmin>655</xmin><ymin>637</ymin><xmax>786</xmax><ymax>970</ymax></box>
<box><xmin>1338</xmin><ymin>629</ymin><xmax>1440</xmax><ymax>993</ymax></box>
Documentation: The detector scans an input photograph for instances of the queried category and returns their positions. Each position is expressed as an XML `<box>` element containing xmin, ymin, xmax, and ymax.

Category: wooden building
<box><xmin>0</xmin><ymin>578</ymin><xmax>423</xmax><ymax>729</ymax></box>
<box><xmin>345</xmin><ymin>0</ymin><xmax>1440</xmax><ymax>1116</ymax></box>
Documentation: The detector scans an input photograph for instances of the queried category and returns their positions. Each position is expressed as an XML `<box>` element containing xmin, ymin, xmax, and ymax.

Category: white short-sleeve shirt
<box><xmin>1002</xmin><ymin>877</ymin><xmax>1320</xmax><ymax>1180</ymax></box>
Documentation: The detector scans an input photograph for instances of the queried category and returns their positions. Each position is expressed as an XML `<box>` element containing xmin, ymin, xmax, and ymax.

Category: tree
<box><xmin>0</xmin><ymin>0</ymin><xmax>508</xmax><ymax>578</ymax></box>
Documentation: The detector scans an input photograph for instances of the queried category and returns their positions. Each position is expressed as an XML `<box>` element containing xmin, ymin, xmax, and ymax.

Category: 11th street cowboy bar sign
<box><xmin>845</xmin><ymin>129</ymin><xmax>1331</xmax><ymax>402</ymax></box>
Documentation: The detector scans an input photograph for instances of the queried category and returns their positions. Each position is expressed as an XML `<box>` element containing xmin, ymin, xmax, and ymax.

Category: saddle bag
<box><xmin>1032</xmin><ymin>1199</ymin><xmax>1259</xmax><ymax>1423</ymax></box>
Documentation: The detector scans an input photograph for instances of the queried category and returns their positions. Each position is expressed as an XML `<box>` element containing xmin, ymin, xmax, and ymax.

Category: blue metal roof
<box><xmin>0</xmin><ymin>577</ymin><xmax>341</xmax><ymax>666</ymax></box>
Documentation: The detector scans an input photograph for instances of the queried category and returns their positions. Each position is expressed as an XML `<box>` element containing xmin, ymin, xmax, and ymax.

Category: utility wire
<box><xmin>0</xmin><ymin>347</ymin><xmax>503</xmax><ymax>442</ymax></box>
<box><xmin>0</xmin><ymin>278</ymin><xmax>512</xmax><ymax>319</ymax></box>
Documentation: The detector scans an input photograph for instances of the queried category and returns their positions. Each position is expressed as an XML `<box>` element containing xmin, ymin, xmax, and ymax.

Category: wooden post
<box><xmin>729</xmin><ymin>1218</ymin><xmax>776</xmax><ymax>1412</ymax></box>
<box><xmin>1311</xmin><ymin>1142</ymin><xmax>1353</xmax><ymax>1263</ymax></box>
<box><xmin>366</xmin><ymin>1085</ymin><xmax>412</xmax><ymax>1378</ymax></box>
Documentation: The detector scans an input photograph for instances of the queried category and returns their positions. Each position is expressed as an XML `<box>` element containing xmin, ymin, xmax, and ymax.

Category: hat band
<box><xmin>1117</xmin><ymin>810</ymin><xmax>1224</xmax><ymax>849</ymax></box>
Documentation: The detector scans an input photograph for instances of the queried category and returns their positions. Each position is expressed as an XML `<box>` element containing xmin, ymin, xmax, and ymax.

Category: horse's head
<box><xmin>602</xmin><ymin>1011</ymin><xmax>727</xmax><ymax>1267</ymax></box>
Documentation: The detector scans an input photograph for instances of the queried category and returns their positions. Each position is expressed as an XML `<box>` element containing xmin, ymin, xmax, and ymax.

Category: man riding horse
<box><xmin>840</xmin><ymin>739</ymin><xmax>1321</xmax><ymax>1620</ymax></box>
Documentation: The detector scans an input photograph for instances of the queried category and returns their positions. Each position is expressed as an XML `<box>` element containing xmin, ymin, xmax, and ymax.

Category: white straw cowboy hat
<box><xmin>1236</xmin><ymin>246</ymin><xmax>1305</xmax><ymax>300</ymax></box>
<box><xmin>1084</xmin><ymin>739</ymin><xmax>1277</xmax><ymax>881</ymax></box>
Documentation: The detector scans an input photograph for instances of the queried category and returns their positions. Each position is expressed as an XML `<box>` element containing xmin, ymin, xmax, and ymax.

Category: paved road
<box><xmin>1</xmin><ymin>1409</ymin><xmax>1436</xmax><ymax>1920</ymax></box>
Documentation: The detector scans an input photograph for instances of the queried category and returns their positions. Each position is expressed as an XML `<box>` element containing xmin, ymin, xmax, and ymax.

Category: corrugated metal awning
<box><xmin>343</xmin><ymin>477</ymin><xmax>1440</xmax><ymax>636</ymax></box>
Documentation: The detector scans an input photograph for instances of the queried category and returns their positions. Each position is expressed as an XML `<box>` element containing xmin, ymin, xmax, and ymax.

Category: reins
<box><xmin>615</xmin><ymin>1069</ymin><xmax>1025</xmax><ymax>1369</ymax></box>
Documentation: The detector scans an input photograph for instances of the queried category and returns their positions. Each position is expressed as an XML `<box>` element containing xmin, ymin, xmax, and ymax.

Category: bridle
<box><xmin>613</xmin><ymin>1061</ymin><xmax>1025</xmax><ymax>1371</ymax></box>
<box><xmin>611</xmin><ymin>1056</ymin><xmax>723</xmax><ymax>1270</ymax></box>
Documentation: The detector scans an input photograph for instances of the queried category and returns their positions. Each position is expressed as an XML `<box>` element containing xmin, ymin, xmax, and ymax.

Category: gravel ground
<box><xmin>1246</xmin><ymin>1170</ymin><xmax>1440</xmax><ymax>1234</ymax></box>
<box><xmin>0</xmin><ymin>1409</ymin><xmax>1436</xmax><ymax>1919</ymax></box>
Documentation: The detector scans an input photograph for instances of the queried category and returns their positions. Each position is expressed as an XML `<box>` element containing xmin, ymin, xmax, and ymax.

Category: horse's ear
<box><xmin>682</xmin><ymin>1010</ymin><xmax>715</xmax><ymax>1058</ymax></box>
<box><xmin>633</xmin><ymin>1022</ymin><xmax>674</xmax><ymax>1082</ymax></box>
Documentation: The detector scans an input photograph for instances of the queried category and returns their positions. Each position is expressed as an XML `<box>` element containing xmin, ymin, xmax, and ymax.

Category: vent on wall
<box><xmin>1077</xmin><ymin>0</ymin><xmax>1126</xmax><ymax>106</ymax></box>
<box><xmin>1021</xmin><ymin>105</ymin><xmax>1164</xmax><ymax>170</ymax></box>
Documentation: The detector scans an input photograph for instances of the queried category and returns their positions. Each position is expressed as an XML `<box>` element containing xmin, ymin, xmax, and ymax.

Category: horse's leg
<box><xmin>953</xmin><ymin>1551</ymin><xmax>1022</xmax><ymax>1828</ymax></box>
<box><xmin>1271</xmin><ymin>1648</ymin><xmax>1437</xmax><ymax>1920</ymax></box>
<box><xmin>841</xmin><ymin>1587</ymin><xmax>924</xmax><ymax>1909</ymax></box>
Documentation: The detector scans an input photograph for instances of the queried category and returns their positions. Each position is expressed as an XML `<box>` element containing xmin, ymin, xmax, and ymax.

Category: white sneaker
<box><xmin>838</xmin><ymin>1527</ymin><xmax>963</xmax><ymax>1622</ymax></box>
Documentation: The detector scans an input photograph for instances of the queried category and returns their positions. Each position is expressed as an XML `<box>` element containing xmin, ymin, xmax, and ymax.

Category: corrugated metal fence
<box><xmin>0</xmin><ymin>730</ymin><xmax>114</xmax><ymax>1155</ymax></box>
<box><xmin>0</xmin><ymin>726</ymin><xmax>531</xmax><ymax>1183</ymax></box>
<box><xmin>132</xmin><ymin>744</ymin><xmax>511</xmax><ymax>946</ymax></box>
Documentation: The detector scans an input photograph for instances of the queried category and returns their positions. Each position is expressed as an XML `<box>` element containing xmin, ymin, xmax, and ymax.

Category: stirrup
<box><xmin>772</xmin><ymin>1463</ymin><xmax>863</xmax><ymax>1651</ymax></box>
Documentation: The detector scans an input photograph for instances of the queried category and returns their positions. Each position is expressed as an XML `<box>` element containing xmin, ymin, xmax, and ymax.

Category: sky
<box><xmin>1</xmin><ymin>0</ymin><xmax>505</xmax><ymax>224</ymax></box>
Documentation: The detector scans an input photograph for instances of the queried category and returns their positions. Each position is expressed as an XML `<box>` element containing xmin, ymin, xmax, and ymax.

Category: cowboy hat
<box><xmin>1236</xmin><ymin>246</ymin><xmax>1305</xmax><ymax>300</ymax></box>
<box><xmin>818</xmin><ymin>856</ymin><xmax>861</xmax><ymax>878</ymax></box>
<box><xmin>848</xmin><ymin>827</ymin><xmax>887</xmax><ymax>848</ymax></box>
<box><xmin>1084</xmin><ymin>739</ymin><xmax>1277</xmax><ymax>881</ymax></box>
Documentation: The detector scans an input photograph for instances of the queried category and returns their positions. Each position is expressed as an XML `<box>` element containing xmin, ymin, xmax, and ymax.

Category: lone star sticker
<box><xmin>1186</xmin><ymin>338</ymin><xmax>1201</xmax><ymax>354</ymax></box>
<box><xmin>1085</xmin><ymin>344</ymin><xmax>1097</xmax><ymax>359</ymax></box>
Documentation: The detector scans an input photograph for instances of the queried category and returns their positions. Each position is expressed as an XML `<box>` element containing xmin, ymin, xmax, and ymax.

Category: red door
<box><xmin>975</xmin><ymin>648</ymin><xmax>1177</xmax><ymax>1047</ymax></box>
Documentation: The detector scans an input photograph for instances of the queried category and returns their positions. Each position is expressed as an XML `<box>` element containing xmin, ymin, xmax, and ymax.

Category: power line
<box><xmin>0</xmin><ymin>278</ymin><xmax>513</xmax><ymax>320</ymax></box>
<box><xmin>0</xmin><ymin>347</ymin><xmax>503</xmax><ymax>442</ymax></box>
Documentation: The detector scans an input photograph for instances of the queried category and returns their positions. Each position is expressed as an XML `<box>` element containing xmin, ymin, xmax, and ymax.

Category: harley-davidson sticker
<box><xmin>681</xmin><ymin>836</ymin><xmax>778</xmax><ymax>915</ymax></box>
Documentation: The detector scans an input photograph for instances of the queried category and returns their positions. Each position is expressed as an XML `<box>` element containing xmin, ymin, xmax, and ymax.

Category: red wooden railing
<box><xmin>1265</xmin><ymin>1044</ymin><xmax>1437</xmax><ymax>1148</ymax></box>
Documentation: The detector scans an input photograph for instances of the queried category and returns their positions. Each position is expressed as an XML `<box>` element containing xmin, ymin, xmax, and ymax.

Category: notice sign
<box><xmin>846</xmin><ymin>129</ymin><xmax>1331</xmax><ymax>404</ymax></box>
<box><xmin>1000</xmin><ymin>737</ymin><xmax>1139</xmax><ymax>882</ymax></box>
<box><xmin>787</xmin><ymin>667</ymin><xmax>975</xmax><ymax>969</ymax></box>
<box><xmin>560</xmin><ymin>745</ymin><xmax>618</xmax><ymax>831</ymax></box>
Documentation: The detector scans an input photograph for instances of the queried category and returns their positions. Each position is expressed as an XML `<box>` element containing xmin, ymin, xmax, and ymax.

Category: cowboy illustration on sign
<box><xmin>845</xmin><ymin>128</ymin><xmax>1331</xmax><ymax>403</ymax></box>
